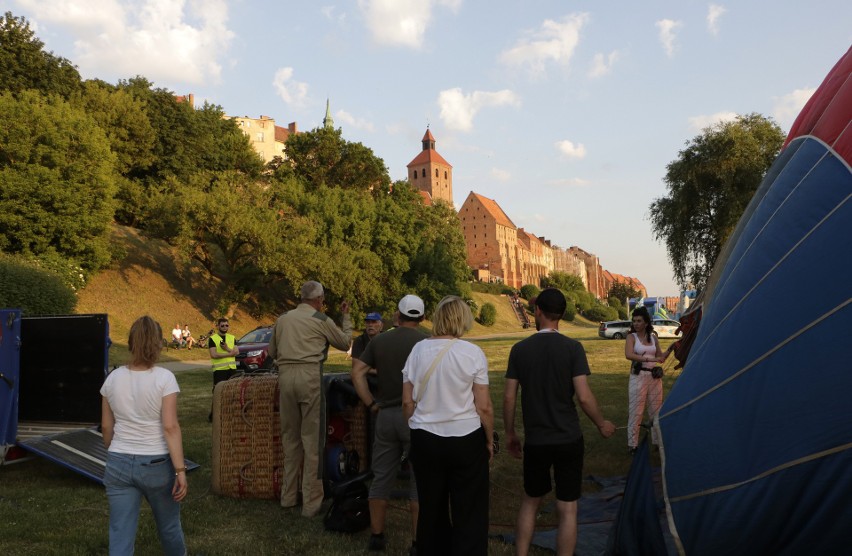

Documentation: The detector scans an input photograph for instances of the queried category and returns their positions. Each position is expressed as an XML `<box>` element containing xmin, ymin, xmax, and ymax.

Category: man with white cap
<box><xmin>267</xmin><ymin>280</ymin><xmax>352</xmax><ymax>517</ymax></box>
<box><xmin>351</xmin><ymin>294</ymin><xmax>428</xmax><ymax>553</ymax></box>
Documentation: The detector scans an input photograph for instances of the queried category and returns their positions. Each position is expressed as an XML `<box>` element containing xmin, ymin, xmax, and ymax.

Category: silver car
<box><xmin>598</xmin><ymin>320</ymin><xmax>632</xmax><ymax>339</ymax></box>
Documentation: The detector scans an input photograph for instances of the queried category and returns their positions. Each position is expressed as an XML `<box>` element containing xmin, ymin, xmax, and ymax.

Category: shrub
<box><xmin>519</xmin><ymin>284</ymin><xmax>540</xmax><ymax>300</ymax></box>
<box><xmin>562</xmin><ymin>303</ymin><xmax>576</xmax><ymax>322</ymax></box>
<box><xmin>478</xmin><ymin>302</ymin><xmax>497</xmax><ymax>326</ymax></box>
<box><xmin>0</xmin><ymin>256</ymin><xmax>77</xmax><ymax>315</ymax></box>
<box><xmin>582</xmin><ymin>303</ymin><xmax>619</xmax><ymax>323</ymax></box>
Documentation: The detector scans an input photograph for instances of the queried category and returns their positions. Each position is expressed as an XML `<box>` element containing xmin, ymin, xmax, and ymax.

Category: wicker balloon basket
<box><xmin>211</xmin><ymin>373</ymin><xmax>371</xmax><ymax>500</ymax></box>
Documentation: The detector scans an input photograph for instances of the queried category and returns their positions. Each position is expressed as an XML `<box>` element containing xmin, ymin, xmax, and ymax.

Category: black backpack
<box><xmin>323</xmin><ymin>475</ymin><xmax>370</xmax><ymax>533</ymax></box>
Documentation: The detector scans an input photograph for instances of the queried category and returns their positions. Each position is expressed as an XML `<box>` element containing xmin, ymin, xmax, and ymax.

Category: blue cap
<box><xmin>365</xmin><ymin>312</ymin><xmax>382</xmax><ymax>321</ymax></box>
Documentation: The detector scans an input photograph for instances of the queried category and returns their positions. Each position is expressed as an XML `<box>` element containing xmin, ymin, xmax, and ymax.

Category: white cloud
<box><xmin>321</xmin><ymin>5</ymin><xmax>347</xmax><ymax>24</ymax></box>
<box><xmin>16</xmin><ymin>0</ymin><xmax>234</xmax><ymax>85</ymax></box>
<box><xmin>357</xmin><ymin>0</ymin><xmax>458</xmax><ymax>49</ymax></box>
<box><xmin>499</xmin><ymin>13</ymin><xmax>589</xmax><ymax>74</ymax></box>
<box><xmin>707</xmin><ymin>4</ymin><xmax>726</xmax><ymax>35</ymax></box>
<box><xmin>437</xmin><ymin>88</ymin><xmax>520</xmax><ymax>132</ymax></box>
<box><xmin>491</xmin><ymin>168</ymin><xmax>511</xmax><ymax>182</ymax></box>
<box><xmin>687</xmin><ymin>111</ymin><xmax>738</xmax><ymax>132</ymax></box>
<box><xmin>547</xmin><ymin>177</ymin><xmax>591</xmax><ymax>187</ymax></box>
<box><xmin>588</xmin><ymin>50</ymin><xmax>619</xmax><ymax>78</ymax></box>
<box><xmin>273</xmin><ymin>67</ymin><xmax>310</xmax><ymax>107</ymax></box>
<box><xmin>656</xmin><ymin>19</ymin><xmax>682</xmax><ymax>58</ymax></box>
<box><xmin>773</xmin><ymin>87</ymin><xmax>816</xmax><ymax>130</ymax></box>
<box><xmin>555</xmin><ymin>140</ymin><xmax>587</xmax><ymax>159</ymax></box>
<box><xmin>335</xmin><ymin>109</ymin><xmax>376</xmax><ymax>132</ymax></box>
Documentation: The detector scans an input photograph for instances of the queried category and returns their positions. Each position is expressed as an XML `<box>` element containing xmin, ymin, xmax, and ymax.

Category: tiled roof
<box><xmin>275</xmin><ymin>125</ymin><xmax>290</xmax><ymax>143</ymax></box>
<box><xmin>470</xmin><ymin>192</ymin><xmax>515</xmax><ymax>229</ymax></box>
<box><xmin>418</xmin><ymin>190</ymin><xmax>433</xmax><ymax>206</ymax></box>
<box><xmin>407</xmin><ymin>148</ymin><xmax>453</xmax><ymax>168</ymax></box>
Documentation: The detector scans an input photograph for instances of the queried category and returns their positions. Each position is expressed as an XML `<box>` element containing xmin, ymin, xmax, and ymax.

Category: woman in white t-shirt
<box><xmin>625</xmin><ymin>306</ymin><xmax>666</xmax><ymax>454</ymax></box>
<box><xmin>402</xmin><ymin>296</ymin><xmax>494</xmax><ymax>556</ymax></box>
<box><xmin>100</xmin><ymin>316</ymin><xmax>187</xmax><ymax>555</ymax></box>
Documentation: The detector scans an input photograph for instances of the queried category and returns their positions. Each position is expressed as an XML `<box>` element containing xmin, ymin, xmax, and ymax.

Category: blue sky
<box><xmin>11</xmin><ymin>1</ymin><xmax>851</xmax><ymax>295</ymax></box>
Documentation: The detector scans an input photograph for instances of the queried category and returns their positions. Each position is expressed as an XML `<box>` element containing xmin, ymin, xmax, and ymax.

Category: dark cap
<box><xmin>534</xmin><ymin>288</ymin><xmax>567</xmax><ymax>316</ymax></box>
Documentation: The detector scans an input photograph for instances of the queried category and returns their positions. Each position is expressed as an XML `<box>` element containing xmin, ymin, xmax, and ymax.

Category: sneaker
<box><xmin>368</xmin><ymin>534</ymin><xmax>386</xmax><ymax>551</ymax></box>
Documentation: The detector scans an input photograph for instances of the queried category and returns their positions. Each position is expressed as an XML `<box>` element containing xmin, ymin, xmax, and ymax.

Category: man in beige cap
<box><xmin>268</xmin><ymin>280</ymin><xmax>352</xmax><ymax>517</ymax></box>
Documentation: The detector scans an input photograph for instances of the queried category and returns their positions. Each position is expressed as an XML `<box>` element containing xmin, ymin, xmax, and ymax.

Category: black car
<box><xmin>235</xmin><ymin>326</ymin><xmax>274</xmax><ymax>371</ymax></box>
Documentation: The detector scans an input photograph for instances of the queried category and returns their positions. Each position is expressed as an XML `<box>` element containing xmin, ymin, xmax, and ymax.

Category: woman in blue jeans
<box><xmin>100</xmin><ymin>316</ymin><xmax>188</xmax><ymax>555</ymax></box>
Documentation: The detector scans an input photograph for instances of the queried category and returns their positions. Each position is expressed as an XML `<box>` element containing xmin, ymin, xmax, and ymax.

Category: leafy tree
<box><xmin>278</xmin><ymin>127</ymin><xmax>391</xmax><ymax>193</ymax></box>
<box><xmin>650</xmin><ymin>113</ymin><xmax>785</xmax><ymax>289</ymax></box>
<box><xmin>562</xmin><ymin>302</ymin><xmax>576</xmax><ymax>322</ymax></box>
<box><xmin>520</xmin><ymin>284</ymin><xmax>540</xmax><ymax>300</ymax></box>
<box><xmin>74</xmin><ymin>80</ymin><xmax>156</xmax><ymax>176</ymax></box>
<box><xmin>0</xmin><ymin>90</ymin><xmax>117</xmax><ymax>271</ymax></box>
<box><xmin>478</xmin><ymin>303</ymin><xmax>497</xmax><ymax>326</ymax></box>
<box><xmin>607</xmin><ymin>282</ymin><xmax>640</xmax><ymax>304</ymax></box>
<box><xmin>0</xmin><ymin>255</ymin><xmax>77</xmax><ymax>315</ymax></box>
<box><xmin>0</xmin><ymin>12</ymin><xmax>81</xmax><ymax>99</ymax></box>
<box><xmin>543</xmin><ymin>272</ymin><xmax>585</xmax><ymax>292</ymax></box>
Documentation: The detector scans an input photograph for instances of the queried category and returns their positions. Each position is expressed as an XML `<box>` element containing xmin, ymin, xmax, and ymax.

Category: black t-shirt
<box><xmin>358</xmin><ymin>326</ymin><xmax>428</xmax><ymax>404</ymax></box>
<box><xmin>350</xmin><ymin>332</ymin><xmax>372</xmax><ymax>360</ymax></box>
<box><xmin>505</xmin><ymin>332</ymin><xmax>591</xmax><ymax>445</ymax></box>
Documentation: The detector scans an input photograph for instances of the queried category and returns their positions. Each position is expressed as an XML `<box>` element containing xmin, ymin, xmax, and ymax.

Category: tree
<box><xmin>543</xmin><ymin>271</ymin><xmax>585</xmax><ymax>292</ymax></box>
<box><xmin>607</xmin><ymin>282</ymin><xmax>640</xmax><ymax>304</ymax></box>
<box><xmin>0</xmin><ymin>12</ymin><xmax>81</xmax><ymax>99</ymax></box>
<box><xmin>478</xmin><ymin>303</ymin><xmax>497</xmax><ymax>326</ymax></box>
<box><xmin>650</xmin><ymin>113</ymin><xmax>785</xmax><ymax>290</ymax></box>
<box><xmin>278</xmin><ymin>127</ymin><xmax>392</xmax><ymax>193</ymax></box>
<box><xmin>0</xmin><ymin>90</ymin><xmax>117</xmax><ymax>271</ymax></box>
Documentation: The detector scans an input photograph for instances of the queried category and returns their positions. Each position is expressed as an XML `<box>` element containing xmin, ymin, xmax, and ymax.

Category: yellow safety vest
<box><xmin>211</xmin><ymin>333</ymin><xmax>236</xmax><ymax>371</ymax></box>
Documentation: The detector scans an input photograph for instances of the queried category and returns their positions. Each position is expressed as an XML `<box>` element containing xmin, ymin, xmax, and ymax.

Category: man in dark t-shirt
<box><xmin>351</xmin><ymin>295</ymin><xmax>428</xmax><ymax>553</ymax></box>
<box><xmin>504</xmin><ymin>288</ymin><xmax>616</xmax><ymax>556</ymax></box>
<box><xmin>350</xmin><ymin>312</ymin><xmax>383</xmax><ymax>361</ymax></box>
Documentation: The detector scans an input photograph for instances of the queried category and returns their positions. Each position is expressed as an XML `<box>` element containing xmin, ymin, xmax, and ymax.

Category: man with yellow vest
<box><xmin>208</xmin><ymin>317</ymin><xmax>239</xmax><ymax>422</ymax></box>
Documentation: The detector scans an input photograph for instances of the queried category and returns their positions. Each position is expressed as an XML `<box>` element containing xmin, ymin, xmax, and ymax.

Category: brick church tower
<box><xmin>406</xmin><ymin>128</ymin><xmax>453</xmax><ymax>204</ymax></box>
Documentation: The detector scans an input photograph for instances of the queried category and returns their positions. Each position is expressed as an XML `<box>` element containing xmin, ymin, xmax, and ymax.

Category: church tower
<box><xmin>406</xmin><ymin>128</ymin><xmax>453</xmax><ymax>205</ymax></box>
<box><xmin>323</xmin><ymin>98</ymin><xmax>334</xmax><ymax>129</ymax></box>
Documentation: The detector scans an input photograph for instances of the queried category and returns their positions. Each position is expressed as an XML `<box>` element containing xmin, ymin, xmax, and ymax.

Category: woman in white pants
<box><xmin>625</xmin><ymin>306</ymin><xmax>665</xmax><ymax>454</ymax></box>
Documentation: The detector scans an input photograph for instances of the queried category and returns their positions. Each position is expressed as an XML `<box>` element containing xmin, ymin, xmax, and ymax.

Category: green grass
<box><xmin>0</xmin><ymin>333</ymin><xmax>680</xmax><ymax>555</ymax></box>
<box><xmin>0</xmin><ymin>227</ymin><xmax>682</xmax><ymax>554</ymax></box>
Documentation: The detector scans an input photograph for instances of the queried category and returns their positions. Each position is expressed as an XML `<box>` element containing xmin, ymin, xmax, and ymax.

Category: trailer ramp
<box><xmin>18</xmin><ymin>427</ymin><xmax>199</xmax><ymax>485</ymax></box>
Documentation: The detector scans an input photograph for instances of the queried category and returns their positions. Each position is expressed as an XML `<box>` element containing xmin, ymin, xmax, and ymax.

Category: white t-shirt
<box><xmin>402</xmin><ymin>338</ymin><xmax>489</xmax><ymax>437</ymax></box>
<box><xmin>171</xmin><ymin>327</ymin><xmax>182</xmax><ymax>341</ymax></box>
<box><xmin>100</xmin><ymin>366</ymin><xmax>180</xmax><ymax>455</ymax></box>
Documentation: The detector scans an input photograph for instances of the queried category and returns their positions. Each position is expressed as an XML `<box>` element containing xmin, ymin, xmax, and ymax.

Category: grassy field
<box><xmin>1</xmin><ymin>228</ymin><xmax>681</xmax><ymax>554</ymax></box>
<box><xmin>0</xmin><ymin>330</ymin><xmax>679</xmax><ymax>556</ymax></box>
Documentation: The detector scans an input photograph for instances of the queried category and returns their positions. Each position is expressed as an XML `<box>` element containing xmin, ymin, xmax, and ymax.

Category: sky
<box><xmin>9</xmin><ymin>0</ymin><xmax>851</xmax><ymax>296</ymax></box>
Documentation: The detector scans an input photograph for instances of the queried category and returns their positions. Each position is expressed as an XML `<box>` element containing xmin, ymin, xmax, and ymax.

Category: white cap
<box><xmin>398</xmin><ymin>294</ymin><xmax>425</xmax><ymax>318</ymax></box>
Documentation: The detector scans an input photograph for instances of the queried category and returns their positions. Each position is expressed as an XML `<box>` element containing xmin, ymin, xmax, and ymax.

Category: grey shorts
<box><xmin>368</xmin><ymin>406</ymin><xmax>417</xmax><ymax>500</ymax></box>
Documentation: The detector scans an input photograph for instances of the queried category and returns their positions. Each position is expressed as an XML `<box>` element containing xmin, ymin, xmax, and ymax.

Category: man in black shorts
<box><xmin>503</xmin><ymin>288</ymin><xmax>616</xmax><ymax>555</ymax></box>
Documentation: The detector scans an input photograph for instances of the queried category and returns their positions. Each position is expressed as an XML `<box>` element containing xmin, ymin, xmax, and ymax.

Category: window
<box><xmin>444</xmin><ymin>171</ymin><xmax>448</xmax><ymax>179</ymax></box>
<box><xmin>435</xmin><ymin>169</ymin><xmax>439</xmax><ymax>177</ymax></box>
<box><xmin>421</xmin><ymin>169</ymin><xmax>425</xmax><ymax>177</ymax></box>
<box><xmin>256</xmin><ymin>132</ymin><xmax>264</xmax><ymax>141</ymax></box>
<box><xmin>412</xmin><ymin>171</ymin><xmax>416</xmax><ymax>180</ymax></box>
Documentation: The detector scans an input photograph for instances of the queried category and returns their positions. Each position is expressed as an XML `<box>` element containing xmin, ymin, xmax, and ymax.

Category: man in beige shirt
<box><xmin>267</xmin><ymin>280</ymin><xmax>352</xmax><ymax>517</ymax></box>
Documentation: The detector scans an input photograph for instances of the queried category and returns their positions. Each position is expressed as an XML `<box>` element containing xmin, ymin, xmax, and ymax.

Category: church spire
<box><xmin>323</xmin><ymin>98</ymin><xmax>334</xmax><ymax>129</ymax></box>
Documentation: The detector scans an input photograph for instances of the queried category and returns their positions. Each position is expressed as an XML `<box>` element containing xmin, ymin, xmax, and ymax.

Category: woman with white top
<box><xmin>402</xmin><ymin>295</ymin><xmax>494</xmax><ymax>556</ymax></box>
<box><xmin>100</xmin><ymin>316</ymin><xmax>187</xmax><ymax>555</ymax></box>
<box><xmin>625</xmin><ymin>306</ymin><xmax>666</xmax><ymax>454</ymax></box>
